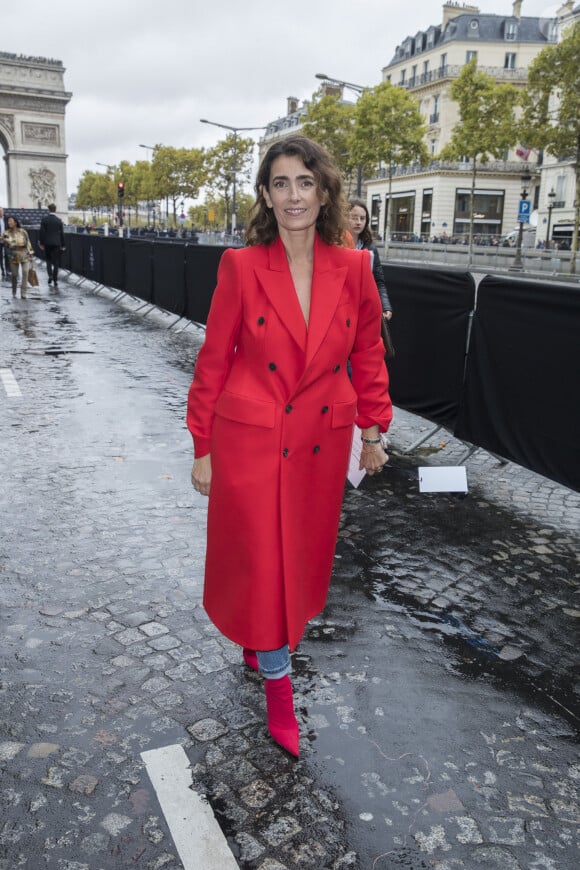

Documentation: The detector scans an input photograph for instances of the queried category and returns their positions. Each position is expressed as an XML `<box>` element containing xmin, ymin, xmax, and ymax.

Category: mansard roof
<box><xmin>386</xmin><ymin>14</ymin><xmax>554</xmax><ymax>67</ymax></box>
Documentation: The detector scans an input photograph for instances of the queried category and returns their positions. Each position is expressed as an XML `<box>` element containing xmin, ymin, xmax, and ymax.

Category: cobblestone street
<box><xmin>1</xmin><ymin>271</ymin><xmax>578</xmax><ymax>869</ymax></box>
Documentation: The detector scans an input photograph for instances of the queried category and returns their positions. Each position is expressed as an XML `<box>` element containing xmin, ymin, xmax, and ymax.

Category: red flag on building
<box><xmin>515</xmin><ymin>144</ymin><xmax>531</xmax><ymax>160</ymax></box>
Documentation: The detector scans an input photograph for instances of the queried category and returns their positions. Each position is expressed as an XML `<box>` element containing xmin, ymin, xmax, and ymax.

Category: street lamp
<box><xmin>315</xmin><ymin>73</ymin><xmax>367</xmax><ymax>196</ymax></box>
<box><xmin>510</xmin><ymin>169</ymin><xmax>533</xmax><ymax>272</ymax></box>
<box><xmin>96</xmin><ymin>162</ymin><xmax>115</xmax><ymax>172</ymax></box>
<box><xmin>200</xmin><ymin>119</ymin><xmax>266</xmax><ymax>235</ymax></box>
<box><xmin>139</xmin><ymin>145</ymin><xmax>159</xmax><ymax>227</ymax></box>
<box><xmin>546</xmin><ymin>187</ymin><xmax>556</xmax><ymax>251</ymax></box>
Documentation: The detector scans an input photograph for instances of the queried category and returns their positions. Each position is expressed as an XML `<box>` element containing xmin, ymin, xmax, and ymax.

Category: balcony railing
<box><xmin>429</xmin><ymin>112</ymin><xmax>440</xmax><ymax>125</ymax></box>
<box><xmin>374</xmin><ymin>159</ymin><xmax>538</xmax><ymax>179</ymax></box>
<box><xmin>397</xmin><ymin>63</ymin><xmax>528</xmax><ymax>89</ymax></box>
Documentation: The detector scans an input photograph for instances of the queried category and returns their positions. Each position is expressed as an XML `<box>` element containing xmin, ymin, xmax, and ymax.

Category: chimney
<box><xmin>442</xmin><ymin>2</ymin><xmax>480</xmax><ymax>28</ymax></box>
<box><xmin>320</xmin><ymin>82</ymin><xmax>342</xmax><ymax>98</ymax></box>
<box><xmin>556</xmin><ymin>1</ymin><xmax>574</xmax><ymax>16</ymax></box>
<box><xmin>512</xmin><ymin>0</ymin><xmax>522</xmax><ymax>19</ymax></box>
<box><xmin>287</xmin><ymin>96</ymin><xmax>299</xmax><ymax>115</ymax></box>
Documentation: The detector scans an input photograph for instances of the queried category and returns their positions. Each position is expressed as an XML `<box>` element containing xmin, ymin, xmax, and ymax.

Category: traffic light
<box><xmin>117</xmin><ymin>182</ymin><xmax>125</xmax><ymax>198</ymax></box>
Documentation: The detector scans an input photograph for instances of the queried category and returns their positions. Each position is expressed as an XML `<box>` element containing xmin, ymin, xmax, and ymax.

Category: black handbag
<box><xmin>381</xmin><ymin>317</ymin><xmax>395</xmax><ymax>360</ymax></box>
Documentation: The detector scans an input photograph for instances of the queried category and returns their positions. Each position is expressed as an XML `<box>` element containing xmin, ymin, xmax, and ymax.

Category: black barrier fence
<box><xmin>455</xmin><ymin>276</ymin><xmax>580</xmax><ymax>492</ymax></box>
<box><xmin>27</xmin><ymin>231</ymin><xmax>579</xmax><ymax>492</ymax></box>
<box><xmin>383</xmin><ymin>265</ymin><xmax>475</xmax><ymax>429</ymax></box>
<box><xmin>29</xmin><ymin>230</ymin><xmax>220</xmax><ymax>321</ymax></box>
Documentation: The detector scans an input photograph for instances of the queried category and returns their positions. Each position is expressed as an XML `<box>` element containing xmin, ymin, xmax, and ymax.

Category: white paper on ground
<box><xmin>418</xmin><ymin>466</ymin><xmax>468</xmax><ymax>493</ymax></box>
<box><xmin>347</xmin><ymin>425</ymin><xmax>366</xmax><ymax>488</ymax></box>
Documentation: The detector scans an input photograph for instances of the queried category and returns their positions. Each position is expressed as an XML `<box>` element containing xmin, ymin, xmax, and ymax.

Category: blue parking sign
<box><xmin>518</xmin><ymin>200</ymin><xmax>531</xmax><ymax>223</ymax></box>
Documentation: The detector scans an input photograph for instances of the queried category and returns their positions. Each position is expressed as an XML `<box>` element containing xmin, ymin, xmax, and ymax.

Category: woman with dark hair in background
<box><xmin>348</xmin><ymin>198</ymin><xmax>393</xmax><ymax>320</ymax></box>
<box><xmin>187</xmin><ymin>135</ymin><xmax>391</xmax><ymax>757</ymax></box>
<box><xmin>2</xmin><ymin>216</ymin><xmax>33</xmax><ymax>298</ymax></box>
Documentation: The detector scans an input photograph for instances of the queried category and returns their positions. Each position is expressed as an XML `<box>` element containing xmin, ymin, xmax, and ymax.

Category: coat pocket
<box><xmin>215</xmin><ymin>391</ymin><xmax>276</xmax><ymax>428</ymax></box>
<box><xmin>331</xmin><ymin>399</ymin><xmax>357</xmax><ymax>429</ymax></box>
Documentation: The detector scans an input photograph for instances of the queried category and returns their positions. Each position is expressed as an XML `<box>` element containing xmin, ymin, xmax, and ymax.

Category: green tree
<box><xmin>151</xmin><ymin>146</ymin><xmax>207</xmax><ymax>226</ymax></box>
<box><xmin>302</xmin><ymin>94</ymin><xmax>358</xmax><ymax>193</ymax></box>
<box><xmin>439</xmin><ymin>59</ymin><xmax>519</xmax><ymax>261</ymax></box>
<box><xmin>75</xmin><ymin>170</ymin><xmax>117</xmax><ymax>221</ymax></box>
<box><xmin>204</xmin><ymin>135</ymin><xmax>255</xmax><ymax>232</ymax></box>
<box><xmin>351</xmin><ymin>81</ymin><xmax>429</xmax><ymax>247</ymax></box>
<box><xmin>519</xmin><ymin>22</ymin><xmax>580</xmax><ymax>273</ymax></box>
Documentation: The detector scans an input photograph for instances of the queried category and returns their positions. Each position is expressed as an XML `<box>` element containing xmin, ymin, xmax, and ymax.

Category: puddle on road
<box><xmin>23</xmin><ymin>347</ymin><xmax>95</xmax><ymax>356</ymax></box>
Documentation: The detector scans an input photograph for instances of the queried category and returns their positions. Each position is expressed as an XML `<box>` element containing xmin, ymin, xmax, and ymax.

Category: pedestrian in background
<box><xmin>187</xmin><ymin>135</ymin><xmax>391</xmax><ymax>757</ymax></box>
<box><xmin>39</xmin><ymin>203</ymin><xmax>65</xmax><ymax>288</ymax></box>
<box><xmin>2</xmin><ymin>216</ymin><xmax>33</xmax><ymax>298</ymax></box>
<box><xmin>347</xmin><ymin>198</ymin><xmax>393</xmax><ymax>320</ymax></box>
<box><xmin>0</xmin><ymin>207</ymin><xmax>6</xmax><ymax>279</ymax></box>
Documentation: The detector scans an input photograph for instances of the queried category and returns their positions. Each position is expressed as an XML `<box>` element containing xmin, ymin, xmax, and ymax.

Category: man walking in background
<box><xmin>39</xmin><ymin>203</ymin><xmax>65</xmax><ymax>288</ymax></box>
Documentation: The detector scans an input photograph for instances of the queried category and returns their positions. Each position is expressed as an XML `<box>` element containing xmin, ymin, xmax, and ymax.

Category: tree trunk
<box><xmin>469</xmin><ymin>160</ymin><xmax>477</xmax><ymax>266</ymax></box>
<box><xmin>570</xmin><ymin>134</ymin><xmax>580</xmax><ymax>275</ymax></box>
<box><xmin>384</xmin><ymin>166</ymin><xmax>393</xmax><ymax>258</ymax></box>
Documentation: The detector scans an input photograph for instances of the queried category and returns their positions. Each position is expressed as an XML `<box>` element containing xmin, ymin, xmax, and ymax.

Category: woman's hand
<box><xmin>359</xmin><ymin>440</ymin><xmax>389</xmax><ymax>475</ymax></box>
<box><xmin>383</xmin><ymin>310</ymin><xmax>393</xmax><ymax>321</ymax></box>
<box><xmin>191</xmin><ymin>454</ymin><xmax>212</xmax><ymax>497</ymax></box>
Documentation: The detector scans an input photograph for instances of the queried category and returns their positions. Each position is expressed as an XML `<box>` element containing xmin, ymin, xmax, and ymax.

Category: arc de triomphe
<box><xmin>0</xmin><ymin>52</ymin><xmax>71</xmax><ymax>215</ymax></box>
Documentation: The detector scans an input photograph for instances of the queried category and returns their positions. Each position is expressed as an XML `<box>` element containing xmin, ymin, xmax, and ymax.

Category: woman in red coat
<box><xmin>188</xmin><ymin>135</ymin><xmax>392</xmax><ymax>757</ymax></box>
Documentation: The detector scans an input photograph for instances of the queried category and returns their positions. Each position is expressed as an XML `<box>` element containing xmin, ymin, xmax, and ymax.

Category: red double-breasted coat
<box><xmin>187</xmin><ymin>234</ymin><xmax>392</xmax><ymax>651</ymax></box>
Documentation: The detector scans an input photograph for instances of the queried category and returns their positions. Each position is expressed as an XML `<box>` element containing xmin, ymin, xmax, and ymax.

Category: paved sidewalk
<box><xmin>0</xmin><ymin>270</ymin><xmax>578</xmax><ymax>869</ymax></box>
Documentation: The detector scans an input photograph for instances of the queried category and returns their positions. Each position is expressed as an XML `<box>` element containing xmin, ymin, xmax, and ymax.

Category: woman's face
<box><xmin>7</xmin><ymin>217</ymin><xmax>16</xmax><ymax>230</ymax></box>
<box><xmin>263</xmin><ymin>154</ymin><xmax>324</xmax><ymax>236</ymax></box>
<box><xmin>348</xmin><ymin>205</ymin><xmax>367</xmax><ymax>241</ymax></box>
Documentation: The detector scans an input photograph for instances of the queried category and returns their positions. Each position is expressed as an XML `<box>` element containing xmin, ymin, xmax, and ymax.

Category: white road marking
<box><xmin>0</xmin><ymin>369</ymin><xmax>22</xmax><ymax>398</ymax></box>
<box><xmin>140</xmin><ymin>743</ymin><xmax>238</xmax><ymax>870</ymax></box>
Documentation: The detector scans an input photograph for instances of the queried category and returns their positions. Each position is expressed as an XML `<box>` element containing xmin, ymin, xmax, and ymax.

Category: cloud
<box><xmin>0</xmin><ymin>0</ymin><xmax>553</xmax><ymax>200</ymax></box>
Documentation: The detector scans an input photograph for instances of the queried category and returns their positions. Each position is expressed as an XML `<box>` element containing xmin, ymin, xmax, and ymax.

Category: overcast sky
<box><xmin>1</xmin><ymin>0</ymin><xmax>558</xmax><ymax>201</ymax></box>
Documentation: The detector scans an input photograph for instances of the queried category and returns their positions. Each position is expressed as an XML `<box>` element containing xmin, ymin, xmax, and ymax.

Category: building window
<box><xmin>423</xmin><ymin>60</ymin><xmax>430</xmax><ymax>75</ymax></box>
<box><xmin>430</xmin><ymin>139</ymin><xmax>437</xmax><ymax>154</ymax></box>
<box><xmin>453</xmin><ymin>189</ymin><xmax>504</xmax><ymax>239</ymax></box>
<box><xmin>430</xmin><ymin>95</ymin><xmax>440</xmax><ymax>125</ymax></box>
<box><xmin>504</xmin><ymin>52</ymin><xmax>516</xmax><ymax>69</ymax></box>
<box><xmin>385</xmin><ymin>193</ymin><xmax>416</xmax><ymax>240</ymax></box>
<box><xmin>466</xmin><ymin>50</ymin><xmax>478</xmax><ymax>63</ymax></box>
<box><xmin>505</xmin><ymin>21</ymin><xmax>517</xmax><ymax>41</ymax></box>
<box><xmin>421</xmin><ymin>190</ymin><xmax>433</xmax><ymax>239</ymax></box>
<box><xmin>371</xmin><ymin>195</ymin><xmax>382</xmax><ymax>238</ymax></box>
<box><xmin>555</xmin><ymin>175</ymin><xmax>566</xmax><ymax>206</ymax></box>
<box><xmin>440</xmin><ymin>52</ymin><xmax>447</xmax><ymax>71</ymax></box>
<box><xmin>400</xmin><ymin>69</ymin><xmax>406</xmax><ymax>84</ymax></box>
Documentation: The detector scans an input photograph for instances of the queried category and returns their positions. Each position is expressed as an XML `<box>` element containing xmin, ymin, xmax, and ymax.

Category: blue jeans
<box><xmin>256</xmin><ymin>645</ymin><xmax>291</xmax><ymax>680</ymax></box>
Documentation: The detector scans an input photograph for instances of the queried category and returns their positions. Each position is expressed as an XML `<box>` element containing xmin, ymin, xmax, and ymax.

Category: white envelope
<box><xmin>418</xmin><ymin>466</ymin><xmax>468</xmax><ymax>493</ymax></box>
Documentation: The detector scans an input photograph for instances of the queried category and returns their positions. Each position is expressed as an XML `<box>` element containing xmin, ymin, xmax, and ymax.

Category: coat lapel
<box><xmin>254</xmin><ymin>236</ymin><xmax>307</xmax><ymax>350</ymax></box>
<box><xmin>305</xmin><ymin>235</ymin><xmax>348</xmax><ymax>368</ymax></box>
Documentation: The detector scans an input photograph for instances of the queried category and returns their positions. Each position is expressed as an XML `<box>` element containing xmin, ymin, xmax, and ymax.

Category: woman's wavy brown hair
<box><xmin>246</xmin><ymin>135</ymin><xmax>346</xmax><ymax>247</ymax></box>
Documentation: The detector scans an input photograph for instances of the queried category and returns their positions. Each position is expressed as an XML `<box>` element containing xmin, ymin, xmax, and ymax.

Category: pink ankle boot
<box><xmin>243</xmin><ymin>648</ymin><xmax>259</xmax><ymax>671</ymax></box>
<box><xmin>265</xmin><ymin>675</ymin><xmax>299</xmax><ymax>757</ymax></box>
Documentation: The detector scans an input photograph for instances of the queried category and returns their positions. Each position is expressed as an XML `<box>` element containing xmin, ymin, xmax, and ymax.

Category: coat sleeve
<box><xmin>350</xmin><ymin>251</ymin><xmax>393</xmax><ymax>433</ymax></box>
<box><xmin>370</xmin><ymin>244</ymin><xmax>392</xmax><ymax>312</ymax></box>
<box><xmin>186</xmin><ymin>248</ymin><xmax>243</xmax><ymax>457</ymax></box>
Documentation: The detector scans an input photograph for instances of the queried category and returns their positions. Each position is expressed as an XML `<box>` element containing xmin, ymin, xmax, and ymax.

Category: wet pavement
<box><xmin>0</xmin><ymin>268</ymin><xmax>579</xmax><ymax>870</ymax></box>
